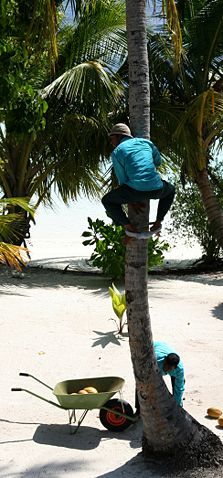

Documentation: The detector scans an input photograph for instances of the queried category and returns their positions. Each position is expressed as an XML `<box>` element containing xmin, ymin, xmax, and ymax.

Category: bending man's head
<box><xmin>163</xmin><ymin>353</ymin><xmax>180</xmax><ymax>372</ymax></box>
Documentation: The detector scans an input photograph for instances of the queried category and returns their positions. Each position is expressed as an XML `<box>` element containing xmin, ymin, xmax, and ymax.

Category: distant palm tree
<box><xmin>149</xmin><ymin>0</ymin><xmax>223</xmax><ymax>246</ymax></box>
<box><xmin>0</xmin><ymin>0</ymin><xmax>127</xmax><ymax>244</ymax></box>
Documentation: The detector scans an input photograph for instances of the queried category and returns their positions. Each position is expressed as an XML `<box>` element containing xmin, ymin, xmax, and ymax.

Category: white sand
<box><xmin>0</xmin><ymin>266</ymin><xmax>223</xmax><ymax>478</ymax></box>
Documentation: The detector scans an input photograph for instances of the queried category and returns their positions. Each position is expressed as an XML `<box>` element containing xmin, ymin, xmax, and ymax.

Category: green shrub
<box><xmin>82</xmin><ymin>217</ymin><xmax>169</xmax><ymax>279</ymax></box>
<box><xmin>168</xmin><ymin>181</ymin><xmax>223</xmax><ymax>263</ymax></box>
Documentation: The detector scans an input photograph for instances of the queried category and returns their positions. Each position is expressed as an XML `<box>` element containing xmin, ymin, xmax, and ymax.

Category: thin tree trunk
<box><xmin>126</xmin><ymin>0</ymin><xmax>150</xmax><ymax>137</ymax></box>
<box><xmin>196</xmin><ymin>168</ymin><xmax>223</xmax><ymax>248</ymax></box>
<box><xmin>2</xmin><ymin>139</ymin><xmax>32</xmax><ymax>246</ymax></box>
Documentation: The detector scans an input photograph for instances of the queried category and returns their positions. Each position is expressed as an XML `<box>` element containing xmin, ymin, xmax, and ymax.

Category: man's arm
<box><xmin>172</xmin><ymin>366</ymin><xmax>185</xmax><ymax>406</ymax></box>
<box><xmin>112</xmin><ymin>151</ymin><xmax>127</xmax><ymax>185</ymax></box>
<box><xmin>148</xmin><ymin>141</ymin><xmax>162</xmax><ymax>168</ymax></box>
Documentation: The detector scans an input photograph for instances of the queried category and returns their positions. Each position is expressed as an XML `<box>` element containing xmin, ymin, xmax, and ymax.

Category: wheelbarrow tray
<box><xmin>53</xmin><ymin>376</ymin><xmax>125</xmax><ymax>410</ymax></box>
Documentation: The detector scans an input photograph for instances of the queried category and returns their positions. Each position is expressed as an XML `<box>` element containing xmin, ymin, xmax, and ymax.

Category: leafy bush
<box><xmin>82</xmin><ymin>217</ymin><xmax>169</xmax><ymax>279</ymax></box>
<box><xmin>168</xmin><ymin>181</ymin><xmax>223</xmax><ymax>263</ymax></box>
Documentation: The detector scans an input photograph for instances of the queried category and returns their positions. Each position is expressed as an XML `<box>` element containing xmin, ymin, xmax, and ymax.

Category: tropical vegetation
<box><xmin>148</xmin><ymin>0</ymin><xmax>223</xmax><ymax>248</ymax></box>
<box><xmin>0</xmin><ymin>0</ymin><xmax>127</xmax><ymax>245</ymax></box>
<box><xmin>124</xmin><ymin>0</ymin><xmax>223</xmax><ymax>470</ymax></box>
<box><xmin>0</xmin><ymin>0</ymin><xmax>222</xmax><ymax>470</ymax></box>
<box><xmin>82</xmin><ymin>217</ymin><xmax>169</xmax><ymax>279</ymax></box>
<box><xmin>169</xmin><ymin>178</ymin><xmax>223</xmax><ymax>263</ymax></box>
<box><xmin>0</xmin><ymin>197</ymin><xmax>34</xmax><ymax>269</ymax></box>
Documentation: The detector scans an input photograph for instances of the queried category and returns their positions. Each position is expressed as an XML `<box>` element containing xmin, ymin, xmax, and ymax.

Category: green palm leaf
<box><xmin>44</xmin><ymin>61</ymin><xmax>123</xmax><ymax>105</ymax></box>
<box><xmin>109</xmin><ymin>283</ymin><xmax>126</xmax><ymax>320</ymax></box>
<box><xmin>61</xmin><ymin>0</ymin><xmax>127</xmax><ymax>69</ymax></box>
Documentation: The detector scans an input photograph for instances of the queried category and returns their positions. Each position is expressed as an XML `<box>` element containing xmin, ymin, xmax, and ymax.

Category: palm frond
<box><xmin>58</xmin><ymin>0</ymin><xmax>127</xmax><ymax>71</ymax></box>
<box><xmin>0</xmin><ymin>242</ymin><xmax>27</xmax><ymax>271</ymax></box>
<box><xmin>0</xmin><ymin>213</ymin><xmax>24</xmax><ymax>242</ymax></box>
<box><xmin>0</xmin><ymin>198</ymin><xmax>35</xmax><ymax>219</ymax></box>
<box><xmin>43</xmin><ymin>60</ymin><xmax>124</xmax><ymax>107</ymax></box>
<box><xmin>152</xmin><ymin>91</ymin><xmax>223</xmax><ymax>176</ymax></box>
<box><xmin>186</xmin><ymin>0</ymin><xmax>223</xmax><ymax>89</ymax></box>
<box><xmin>64</xmin><ymin>0</ymin><xmax>83</xmax><ymax>17</ymax></box>
<box><xmin>0</xmin><ymin>198</ymin><xmax>33</xmax><ymax>269</ymax></box>
<box><xmin>154</xmin><ymin>0</ymin><xmax>183</xmax><ymax>67</ymax></box>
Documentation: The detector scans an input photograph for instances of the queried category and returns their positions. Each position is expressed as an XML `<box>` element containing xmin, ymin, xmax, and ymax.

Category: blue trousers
<box><xmin>101</xmin><ymin>180</ymin><xmax>175</xmax><ymax>226</ymax></box>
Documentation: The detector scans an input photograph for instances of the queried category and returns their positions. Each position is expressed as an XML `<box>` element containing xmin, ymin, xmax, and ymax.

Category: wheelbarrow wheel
<box><xmin>99</xmin><ymin>398</ymin><xmax>133</xmax><ymax>432</ymax></box>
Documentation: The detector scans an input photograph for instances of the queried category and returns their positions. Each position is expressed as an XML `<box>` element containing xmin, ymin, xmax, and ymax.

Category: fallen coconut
<box><xmin>218</xmin><ymin>416</ymin><xmax>223</xmax><ymax>427</ymax></box>
<box><xmin>83</xmin><ymin>386</ymin><xmax>98</xmax><ymax>394</ymax></box>
<box><xmin>207</xmin><ymin>407</ymin><xmax>222</xmax><ymax>418</ymax></box>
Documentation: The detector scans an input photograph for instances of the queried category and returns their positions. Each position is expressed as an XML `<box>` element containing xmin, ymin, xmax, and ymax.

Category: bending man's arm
<box><xmin>172</xmin><ymin>366</ymin><xmax>185</xmax><ymax>406</ymax></box>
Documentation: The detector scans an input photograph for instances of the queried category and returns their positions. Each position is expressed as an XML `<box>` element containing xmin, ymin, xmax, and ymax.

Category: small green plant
<box><xmin>109</xmin><ymin>283</ymin><xmax>127</xmax><ymax>334</ymax></box>
<box><xmin>82</xmin><ymin>217</ymin><xmax>169</xmax><ymax>279</ymax></box>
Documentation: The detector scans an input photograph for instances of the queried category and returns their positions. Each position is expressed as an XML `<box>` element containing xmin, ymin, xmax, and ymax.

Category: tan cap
<box><xmin>109</xmin><ymin>123</ymin><xmax>133</xmax><ymax>137</ymax></box>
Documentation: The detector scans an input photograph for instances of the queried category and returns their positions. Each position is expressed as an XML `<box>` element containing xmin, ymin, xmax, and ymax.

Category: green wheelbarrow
<box><xmin>11</xmin><ymin>373</ymin><xmax>135</xmax><ymax>434</ymax></box>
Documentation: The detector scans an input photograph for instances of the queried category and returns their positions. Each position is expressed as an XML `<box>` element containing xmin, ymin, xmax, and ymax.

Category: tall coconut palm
<box><xmin>0</xmin><ymin>0</ymin><xmax>127</xmax><ymax>245</ymax></box>
<box><xmin>149</xmin><ymin>0</ymin><xmax>223</xmax><ymax>247</ymax></box>
<box><xmin>125</xmin><ymin>0</ymin><xmax>223</xmax><ymax>468</ymax></box>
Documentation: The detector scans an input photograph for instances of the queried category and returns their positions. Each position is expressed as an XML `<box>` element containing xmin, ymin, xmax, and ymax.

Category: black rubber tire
<box><xmin>99</xmin><ymin>398</ymin><xmax>134</xmax><ymax>432</ymax></box>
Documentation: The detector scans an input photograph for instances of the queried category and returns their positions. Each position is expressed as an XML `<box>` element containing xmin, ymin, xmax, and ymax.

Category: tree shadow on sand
<box><xmin>1</xmin><ymin>262</ymin><xmax>223</xmax><ymax>295</ymax></box>
<box><xmin>0</xmin><ymin>266</ymin><xmax>112</xmax><ymax>296</ymax></box>
<box><xmin>211</xmin><ymin>303</ymin><xmax>223</xmax><ymax>321</ymax></box>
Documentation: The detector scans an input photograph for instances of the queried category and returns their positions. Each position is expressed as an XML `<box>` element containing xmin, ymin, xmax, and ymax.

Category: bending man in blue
<box><xmin>101</xmin><ymin>123</ymin><xmax>175</xmax><ymax>238</ymax></box>
<box><xmin>135</xmin><ymin>341</ymin><xmax>185</xmax><ymax>416</ymax></box>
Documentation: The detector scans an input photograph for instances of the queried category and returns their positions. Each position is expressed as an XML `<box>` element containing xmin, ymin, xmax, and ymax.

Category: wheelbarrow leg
<box><xmin>68</xmin><ymin>409</ymin><xmax>89</xmax><ymax>434</ymax></box>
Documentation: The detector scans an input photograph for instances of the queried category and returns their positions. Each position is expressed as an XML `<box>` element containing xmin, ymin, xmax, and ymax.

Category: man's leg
<box><xmin>101</xmin><ymin>185</ymin><xmax>148</xmax><ymax>227</ymax></box>
<box><xmin>101</xmin><ymin>181</ymin><xmax>175</xmax><ymax>235</ymax></box>
<box><xmin>156</xmin><ymin>180</ymin><xmax>175</xmax><ymax>223</ymax></box>
<box><xmin>148</xmin><ymin>181</ymin><xmax>175</xmax><ymax>233</ymax></box>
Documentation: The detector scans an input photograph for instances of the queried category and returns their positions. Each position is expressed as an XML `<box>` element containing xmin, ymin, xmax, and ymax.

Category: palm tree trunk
<box><xmin>2</xmin><ymin>138</ymin><xmax>33</xmax><ymax>246</ymax></box>
<box><xmin>125</xmin><ymin>238</ymin><xmax>214</xmax><ymax>455</ymax></box>
<box><xmin>125</xmin><ymin>0</ymin><xmax>223</xmax><ymax>468</ymax></box>
<box><xmin>196</xmin><ymin>168</ymin><xmax>223</xmax><ymax>248</ymax></box>
<box><xmin>126</xmin><ymin>0</ymin><xmax>150</xmax><ymax>137</ymax></box>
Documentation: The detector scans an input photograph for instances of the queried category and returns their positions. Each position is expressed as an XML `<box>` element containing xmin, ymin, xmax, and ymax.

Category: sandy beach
<box><xmin>1</xmin><ymin>264</ymin><xmax>223</xmax><ymax>478</ymax></box>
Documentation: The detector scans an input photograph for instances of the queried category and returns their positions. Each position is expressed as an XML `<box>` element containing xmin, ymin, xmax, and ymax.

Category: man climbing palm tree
<box><xmin>101</xmin><ymin>123</ymin><xmax>175</xmax><ymax>239</ymax></box>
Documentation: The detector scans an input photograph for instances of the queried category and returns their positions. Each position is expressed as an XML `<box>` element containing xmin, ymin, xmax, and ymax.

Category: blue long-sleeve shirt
<box><xmin>112</xmin><ymin>137</ymin><xmax>163</xmax><ymax>191</ymax></box>
<box><xmin>154</xmin><ymin>341</ymin><xmax>185</xmax><ymax>406</ymax></box>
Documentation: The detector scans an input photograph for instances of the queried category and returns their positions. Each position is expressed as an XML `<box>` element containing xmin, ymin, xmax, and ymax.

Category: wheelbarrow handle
<box><xmin>11</xmin><ymin>387</ymin><xmax>65</xmax><ymax>409</ymax></box>
<box><xmin>18</xmin><ymin>372</ymin><xmax>53</xmax><ymax>390</ymax></box>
